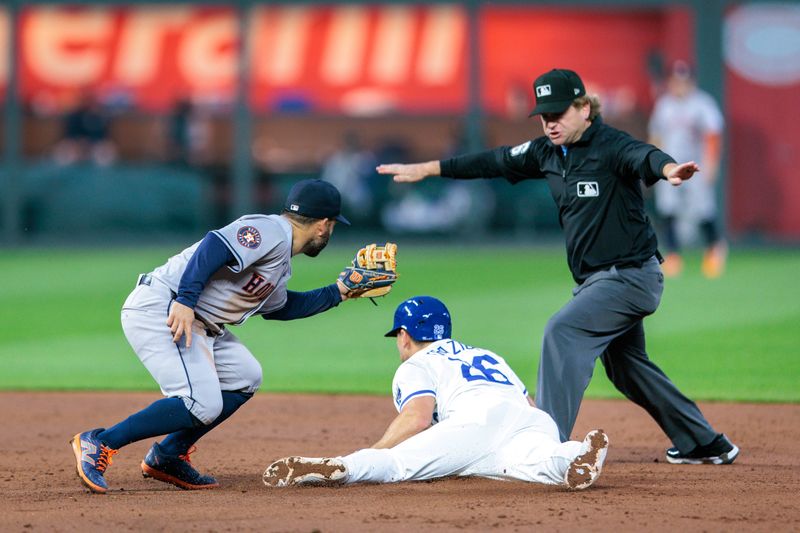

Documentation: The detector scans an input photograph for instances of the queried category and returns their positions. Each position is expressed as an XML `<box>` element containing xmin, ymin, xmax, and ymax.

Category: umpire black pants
<box><xmin>535</xmin><ymin>256</ymin><xmax>718</xmax><ymax>453</ymax></box>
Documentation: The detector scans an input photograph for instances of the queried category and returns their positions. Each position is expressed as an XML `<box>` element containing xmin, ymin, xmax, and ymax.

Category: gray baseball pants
<box><xmin>535</xmin><ymin>256</ymin><xmax>718</xmax><ymax>453</ymax></box>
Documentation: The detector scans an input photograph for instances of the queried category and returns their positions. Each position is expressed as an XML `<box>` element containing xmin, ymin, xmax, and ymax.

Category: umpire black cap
<box><xmin>284</xmin><ymin>179</ymin><xmax>350</xmax><ymax>225</ymax></box>
<box><xmin>529</xmin><ymin>69</ymin><xmax>586</xmax><ymax>116</ymax></box>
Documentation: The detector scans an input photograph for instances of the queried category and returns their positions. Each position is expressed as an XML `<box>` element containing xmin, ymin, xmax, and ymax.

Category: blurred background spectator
<box><xmin>52</xmin><ymin>92</ymin><xmax>117</xmax><ymax>166</ymax></box>
<box><xmin>320</xmin><ymin>131</ymin><xmax>377</xmax><ymax>224</ymax></box>
<box><xmin>166</xmin><ymin>99</ymin><xmax>211</xmax><ymax>167</ymax></box>
<box><xmin>380</xmin><ymin>124</ymin><xmax>494</xmax><ymax>237</ymax></box>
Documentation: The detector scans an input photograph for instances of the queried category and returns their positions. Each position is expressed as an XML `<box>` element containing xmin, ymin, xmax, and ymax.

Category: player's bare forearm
<box><xmin>376</xmin><ymin>161</ymin><xmax>441</xmax><ymax>183</ymax></box>
<box><xmin>371</xmin><ymin>396</ymin><xmax>435</xmax><ymax>449</ymax></box>
<box><xmin>371</xmin><ymin>413</ymin><xmax>428</xmax><ymax>449</ymax></box>
<box><xmin>167</xmin><ymin>301</ymin><xmax>195</xmax><ymax>347</ymax></box>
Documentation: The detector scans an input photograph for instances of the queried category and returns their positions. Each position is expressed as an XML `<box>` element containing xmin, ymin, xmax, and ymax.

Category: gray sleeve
<box><xmin>211</xmin><ymin>216</ymin><xmax>286</xmax><ymax>273</ymax></box>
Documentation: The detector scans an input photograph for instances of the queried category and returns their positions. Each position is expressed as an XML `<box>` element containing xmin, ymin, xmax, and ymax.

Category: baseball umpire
<box><xmin>264</xmin><ymin>296</ymin><xmax>610</xmax><ymax>490</ymax></box>
<box><xmin>70</xmin><ymin>179</ymin><xmax>397</xmax><ymax>494</ymax></box>
<box><xmin>377</xmin><ymin>69</ymin><xmax>739</xmax><ymax>465</ymax></box>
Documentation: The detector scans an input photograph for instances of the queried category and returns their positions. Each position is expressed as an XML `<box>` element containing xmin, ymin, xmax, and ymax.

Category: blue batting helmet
<box><xmin>384</xmin><ymin>296</ymin><xmax>452</xmax><ymax>341</ymax></box>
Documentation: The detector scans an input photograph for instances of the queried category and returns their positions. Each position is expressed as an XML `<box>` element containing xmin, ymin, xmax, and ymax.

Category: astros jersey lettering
<box><xmin>152</xmin><ymin>214</ymin><xmax>292</xmax><ymax>329</ymax></box>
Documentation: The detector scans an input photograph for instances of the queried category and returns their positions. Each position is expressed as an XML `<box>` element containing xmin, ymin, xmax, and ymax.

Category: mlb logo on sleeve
<box><xmin>577</xmin><ymin>182</ymin><xmax>599</xmax><ymax>197</ymax></box>
<box><xmin>510</xmin><ymin>141</ymin><xmax>531</xmax><ymax>157</ymax></box>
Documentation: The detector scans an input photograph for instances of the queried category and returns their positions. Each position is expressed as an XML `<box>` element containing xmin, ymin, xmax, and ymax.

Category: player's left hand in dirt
<box><xmin>337</xmin><ymin>243</ymin><xmax>398</xmax><ymax>301</ymax></box>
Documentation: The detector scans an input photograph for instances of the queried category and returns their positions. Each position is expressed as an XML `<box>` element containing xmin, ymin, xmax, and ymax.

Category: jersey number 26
<box><xmin>460</xmin><ymin>355</ymin><xmax>512</xmax><ymax>385</ymax></box>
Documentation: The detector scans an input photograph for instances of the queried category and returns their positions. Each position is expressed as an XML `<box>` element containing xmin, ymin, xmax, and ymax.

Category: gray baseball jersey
<box><xmin>648</xmin><ymin>88</ymin><xmax>723</xmax><ymax>164</ymax></box>
<box><xmin>152</xmin><ymin>214</ymin><xmax>293</xmax><ymax>331</ymax></box>
<box><xmin>649</xmin><ymin>88</ymin><xmax>724</xmax><ymax>219</ymax></box>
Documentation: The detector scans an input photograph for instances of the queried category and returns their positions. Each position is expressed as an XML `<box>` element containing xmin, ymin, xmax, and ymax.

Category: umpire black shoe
<box><xmin>665</xmin><ymin>433</ymin><xmax>740</xmax><ymax>465</ymax></box>
<box><xmin>141</xmin><ymin>442</ymin><xmax>219</xmax><ymax>490</ymax></box>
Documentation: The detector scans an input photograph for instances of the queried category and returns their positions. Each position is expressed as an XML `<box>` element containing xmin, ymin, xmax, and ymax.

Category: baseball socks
<box><xmin>157</xmin><ymin>391</ymin><xmax>252</xmax><ymax>455</ymax></box>
<box><xmin>97</xmin><ymin>396</ymin><xmax>199</xmax><ymax>449</ymax></box>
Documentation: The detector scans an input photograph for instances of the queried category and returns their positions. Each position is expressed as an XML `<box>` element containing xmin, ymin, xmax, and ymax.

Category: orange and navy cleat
<box><xmin>70</xmin><ymin>429</ymin><xmax>118</xmax><ymax>494</ymax></box>
<box><xmin>141</xmin><ymin>442</ymin><xmax>219</xmax><ymax>490</ymax></box>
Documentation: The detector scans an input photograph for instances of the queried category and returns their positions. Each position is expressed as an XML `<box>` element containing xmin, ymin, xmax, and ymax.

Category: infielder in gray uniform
<box><xmin>71</xmin><ymin>179</ymin><xmax>353</xmax><ymax>494</ymax></box>
<box><xmin>378</xmin><ymin>68</ymin><xmax>739</xmax><ymax>466</ymax></box>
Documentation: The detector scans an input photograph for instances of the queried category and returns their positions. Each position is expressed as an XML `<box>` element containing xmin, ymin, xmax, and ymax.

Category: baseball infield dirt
<box><xmin>2</xmin><ymin>392</ymin><xmax>798</xmax><ymax>532</ymax></box>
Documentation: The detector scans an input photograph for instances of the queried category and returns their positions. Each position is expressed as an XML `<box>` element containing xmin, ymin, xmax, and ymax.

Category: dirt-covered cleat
<box><xmin>263</xmin><ymin>456</ymin><xmax>347</xmax><ymax>487</ymax></box>
<box><xmin>565</xmin><ymin>429</ymin><xmax>609</xmax><ymax>490</ymax></box>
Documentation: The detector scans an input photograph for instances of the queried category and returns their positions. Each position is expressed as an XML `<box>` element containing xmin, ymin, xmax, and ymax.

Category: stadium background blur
<box><xmin>1</xmin><ymin>1</ymin><xmax>799</xmax><ymax>245</ymax></box>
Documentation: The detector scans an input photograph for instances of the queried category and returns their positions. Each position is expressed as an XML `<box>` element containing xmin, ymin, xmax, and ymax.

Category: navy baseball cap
<box><xmin>284</xmin><ymin>179</ymin><xmax>350</xmax><ymax>225</ymax></box>
<box><xmin>385</xmin><ymin>296</ymin><xmax>452</xmax><ymax>342</ymax></box>
<box><xmin>529</xmin><ymin>69</ymin><xmax>586</xmax><ymax>116</ymax></box>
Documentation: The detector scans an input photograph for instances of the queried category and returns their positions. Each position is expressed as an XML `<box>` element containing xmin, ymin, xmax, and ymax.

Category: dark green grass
<box><xmin>1</xmin><ymin>245</ymin><xmax>798</xmax><ymax>401</ymax></box>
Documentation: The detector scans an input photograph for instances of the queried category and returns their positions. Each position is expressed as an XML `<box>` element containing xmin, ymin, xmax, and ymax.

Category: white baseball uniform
<box><xmin>120</xmin><ymin>214</ymin><xmax>293</xmax><ymax>424</ymax></box>
<box><xmin>340</xmin><ymin>339</ymin><xmax>585</xmax><ymax>486</ymax></box>
<box><xmin>649</xmin><ymin>88</ymin><xmax>724</xmax><ymax>220</ymax></box>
